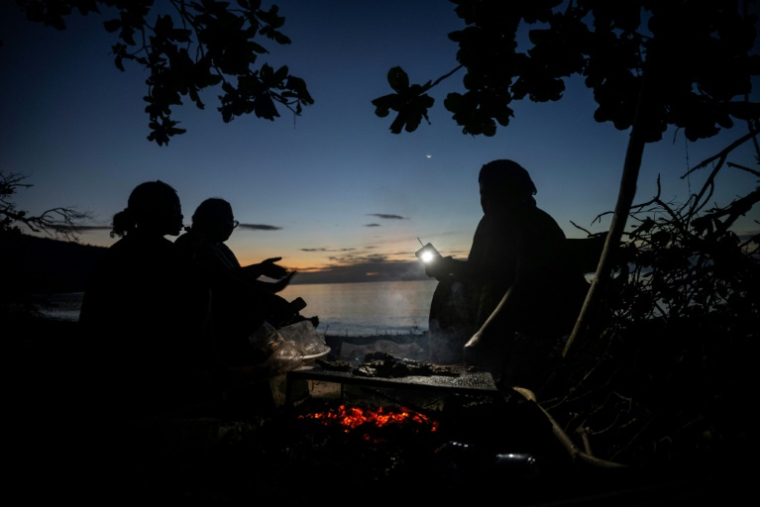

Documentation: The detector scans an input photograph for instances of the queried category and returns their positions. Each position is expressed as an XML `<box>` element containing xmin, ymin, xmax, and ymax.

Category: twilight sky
<box><xmin>2</xmin><ymin>1</ymin><xmax>758</xmax><ymax>284</ymax></box>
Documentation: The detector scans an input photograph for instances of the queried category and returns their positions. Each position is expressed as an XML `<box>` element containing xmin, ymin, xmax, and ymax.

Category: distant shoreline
<box><xmin>35</xmin><ymin>281</ymin><xmax>436</xmax><ymax>337</ymax></box>
<box><xmin>11</xmin><ymin>314</ymin><xmax>426</xmax><ymax>345</ymax></box>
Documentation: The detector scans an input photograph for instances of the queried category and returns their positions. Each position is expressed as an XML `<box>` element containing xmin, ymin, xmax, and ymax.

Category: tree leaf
<box><xmin>103</xmin><ymin>19</ymin><xmax>121</xmax><ymax>33</ymax></box>
<box><xmin>387</xmin><ymin>67</ymin><xmax>410</xmax><ymax>93</ymax></box>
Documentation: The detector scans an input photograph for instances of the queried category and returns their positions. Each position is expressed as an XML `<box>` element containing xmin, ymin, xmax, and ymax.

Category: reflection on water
<box><xmin>279</xmin><ymin>280</ymin><xmax>438</xmax><ymax>336</ymax></box>
<box><xmin>40</xmin><ymin>280</ymin><xmax>439</xmax><ymax>337</ymax></box>
<box><xmin>37</xmin><ymin>292</ymin><xmax>85</xmax><ymax>322</ymax></box>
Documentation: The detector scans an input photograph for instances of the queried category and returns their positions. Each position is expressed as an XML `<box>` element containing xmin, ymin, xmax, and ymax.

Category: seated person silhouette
<box><xmin>425</xmin><ymin>160</ymin><xmax>589</xmax><ymax>392</ymax></box>
<box><xmin>175</xmin><ymin>197</ymin><xmax>314</xmax><ymax>366</ymax></box>
<box><xmin>79</xmin><ymin>180</ymin><xmax>218</xmax><ymax>415</ymax></box>
<box><xmin>175</xmin><ymin>198</ymin><xmax>295</xmax><ymax>293</ymax></box>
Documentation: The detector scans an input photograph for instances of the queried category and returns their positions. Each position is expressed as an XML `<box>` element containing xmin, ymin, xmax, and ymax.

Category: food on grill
<box><xmin>315</xmin><ymin>358</ymin><xmax>353</xmax><ymax>372</ymax></box>
<box><xmin>316</xmin><ymin>351</ymin><xmax>482</xmax><ymax>379</ymax></box>
<box><xmin>352</xmin><ymin>352</ymin><xmax>463</xmax><ymax>378</ymax></box>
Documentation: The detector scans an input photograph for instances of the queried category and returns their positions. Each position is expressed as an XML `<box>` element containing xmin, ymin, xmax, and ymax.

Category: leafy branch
<box><xmin>598</xmin><ymin>129</ymin><xmax>759</xmax><ymax>327</ymax></box>
<box><xmin>373</xmin><ymin>0</ymin><xmax>760</xmax><ymax>142</ymax></box>
<box><xmin>543</xmin><ymin>136</ymin><xmax>759</xmax><ymax>465</ymax></box>
<box><xmin>14</xmin><ymin>0</ymin><xmax>314</xmax><ymax>145</ymax></box>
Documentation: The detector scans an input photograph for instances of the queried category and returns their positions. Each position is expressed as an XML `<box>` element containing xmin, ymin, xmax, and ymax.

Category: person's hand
<box><xmin>463</xmin><ymin>325</ymin><xmax>505</xmax><ymax>367</ymax></box>
<box><xmin>259</xmin><ymin>257</ymin><xmax>289</xmax><ymax>279</ymax></box>
<box><xmin>269</xmin><ymin>270</ymin><xmax>296</xmax><ymax>293</ymax></box>
<box><xmin>464</xmin><ymin>322</ymin><xmax>514</xmax><ymax>375</ymax></box>
<box><xmin>425</xmin><ymin>256</ymin><xmax>454</xmax><ymax>280</ymax></box>
<box><xmin>463</xmin><ymin>330</ymin><xmax>487</xmax><ymax>367</ymax></box>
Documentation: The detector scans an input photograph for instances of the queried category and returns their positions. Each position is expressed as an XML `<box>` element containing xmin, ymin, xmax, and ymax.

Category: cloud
<box><xmin>63</xmin><ymin>225</ymin><xmax>112</xmax><ymax>231</ymax></box>
<box><xmin>365</xmin><ymin>223</ymin><xmax>381</xmax><ymax>227</ymax></box>
<box><xmin>238</xmin><ymin>223</ymin><xmax>282</xmax><ymax>231</ymax></box>
<box><xmin>327</xmin><ymin>252</ymin><xmax>385</xmax><ymax>263</ymax></box>
<box><xmin>367</xmin><ymin>213</ymin><xmax>407</xmax><ymax>220</ymax></box>
<box><xmin>301</xmin><ymin>247</ymin><xmax>356</xmax><ymax>252</ymax></box>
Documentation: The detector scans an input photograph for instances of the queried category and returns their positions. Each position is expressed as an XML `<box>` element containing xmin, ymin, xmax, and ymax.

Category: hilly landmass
<box><xmin>1</xmin><ymin>233</ymin><xmax>106</xmax><ymax>296</ymax></box>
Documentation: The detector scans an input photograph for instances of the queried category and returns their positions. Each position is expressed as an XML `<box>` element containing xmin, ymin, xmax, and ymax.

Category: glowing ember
<box><xmin>299</xmin><ymin>404</ymin><xmax>439</xmax><ymax>433</ymax></box>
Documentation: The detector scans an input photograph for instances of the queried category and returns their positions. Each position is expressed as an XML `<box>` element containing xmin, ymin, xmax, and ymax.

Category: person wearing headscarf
<box><xmin>425</xmin><ymin>160</ymin><xmax>589</xmax><ymax>391</ymax></box>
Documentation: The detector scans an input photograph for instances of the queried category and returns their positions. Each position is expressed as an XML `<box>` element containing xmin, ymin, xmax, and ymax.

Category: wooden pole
<box><xmin>562</xmin><ymin>81</ymin><xmax>649</xmax><ymax>358</ymax></box>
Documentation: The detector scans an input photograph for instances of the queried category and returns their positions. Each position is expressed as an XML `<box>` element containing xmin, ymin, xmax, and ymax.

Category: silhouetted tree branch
<box><xmin>12</xmin><ymin>0</ymin><xmax>314</xmax><ymax>145</ymax></box>
<box><xmin>1</xmin><ymin>172</ymin><xmax>91</xmax><ymax>242</ymax></box>
<box><xmin>374</xmin><ymin>1</ymin><xmax>759</xmax><ymax>142</ymax></box>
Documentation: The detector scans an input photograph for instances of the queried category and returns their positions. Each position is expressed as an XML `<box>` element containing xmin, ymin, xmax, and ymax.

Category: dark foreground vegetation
<box><xmin>542</xmin><ymin>173</ymin><xmax>760</xmax><ymax>468</ymax></box>
<box><xmin>6</xmin><ymin>312</ymin><xmax>757</xmax><ymax>505</ymax></box>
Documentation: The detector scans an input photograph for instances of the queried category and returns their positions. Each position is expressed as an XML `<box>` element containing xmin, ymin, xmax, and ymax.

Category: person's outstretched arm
<box><xmin>239</xmin><ymin>257</ymin><xmax>287</xmax><ymax>278</ymax></box>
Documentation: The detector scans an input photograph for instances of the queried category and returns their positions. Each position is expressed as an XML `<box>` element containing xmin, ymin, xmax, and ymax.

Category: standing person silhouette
<box><xmin>425</xmin><ymin>160</ymin><xmax>589</xmax><ymax>392</ymax></box>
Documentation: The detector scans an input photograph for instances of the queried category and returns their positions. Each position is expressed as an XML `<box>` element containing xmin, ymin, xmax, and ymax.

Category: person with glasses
<box><xmin>175</xmin><ymin>197</ymin><xmax>312</xmax><ymax>367</ymax></box>
<box><xmin>176</xmin><ymin>198</ymin><xmax>296</xmax><ymax>290</ymax></box>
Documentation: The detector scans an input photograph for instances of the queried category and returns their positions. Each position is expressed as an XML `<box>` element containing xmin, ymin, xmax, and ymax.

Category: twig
<box><xmin>727</xmin><ymin>162</ymin><xmax>760</xmax><ymax>178</ymax></box>
<box><xmin>570</xmin><ymin>220</ymin><xmax>593</xmax><ymax>236</ymax></box>
<box><xmin>610</xmin><ymin>417</ymin><xmax>655</xmax><ymax>462</ymax></box>
<box><xmin>680</xmin><ymin>130</ymin><xmax>757</xmax><ymax>178</ymax></box>
<box><xmin>514</xmin><ymin>388</ymin><xmax>627</xmax><ymax>469</ymax></box>
<box><xmin>428</xmin><ymin>64</ymin><xmax>464</xmax><ymax>90</ymax></box>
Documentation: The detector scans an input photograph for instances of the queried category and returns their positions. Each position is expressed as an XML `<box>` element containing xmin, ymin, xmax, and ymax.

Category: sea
<box><xmin>39</xmin><ymin>280</ymin><xmax>440</xmax><ymax>337</ymax></box>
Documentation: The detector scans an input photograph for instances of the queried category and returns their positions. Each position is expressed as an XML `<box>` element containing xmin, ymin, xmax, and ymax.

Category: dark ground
<box><xmin>7</xmin><ymin>317</ymin><xmax>756</xmax><ymax>505</ymax></box>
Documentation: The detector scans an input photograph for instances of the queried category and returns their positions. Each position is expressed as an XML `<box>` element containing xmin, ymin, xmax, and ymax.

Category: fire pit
<box><xmin>275</xmin><ymin>397</ymin><xmax>447</xmax><ymax>496</ymax></box>
<box><xmin>273</xmin><ymin>389</ymin><xmax>564</xmax><ymax>503</ymax></box>
<box><xmin>298</xmin><ymin>402</ymin><xmax>440</xmax><ymax>436</ymax></box>
<box><xmin>104</xmin><ymin>374</ymin><xmax>574</xmax><ymax>505</ymax></box>
<box><xmin>120</xmin><ymin>351</ymin><xmax>574</xmax><ymax>503</ymax></box>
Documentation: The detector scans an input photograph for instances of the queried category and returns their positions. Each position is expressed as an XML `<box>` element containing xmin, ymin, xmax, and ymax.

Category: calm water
<box><xmin>41</xmin><ymin>280</ymin><xmax>439</xmax><ymax>337</ymax></box>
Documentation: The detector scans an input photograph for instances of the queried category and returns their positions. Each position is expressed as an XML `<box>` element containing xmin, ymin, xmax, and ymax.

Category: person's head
<box><xmin>478</xmin><ymin>159</ymin><xmax>537</xmax><ymax>214</ymax></box>
<box><xmin>111</xmin><ymin>181</ymin><xmax>183</xmax><ymax>238</ymax></box>
<box><xmin>189</xmin><ymin>198</ymin><xmax>238</xmax><ymax>242</ymax></box>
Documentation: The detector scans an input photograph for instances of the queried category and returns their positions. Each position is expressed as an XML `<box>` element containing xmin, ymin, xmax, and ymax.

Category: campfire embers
<box><xmin>278</xmin><ymin>395</ymin><xmax>564</xmax><ymax>501</ymax></box>
<box><xmin>298</xmin><ymin>403</ymin><xmax>440</xmax><ymax>438</ymax></box>
<box><xmin>286</xmin><ymin>399</ymin><xmax>446</xmax><ymax>491</ymax></box>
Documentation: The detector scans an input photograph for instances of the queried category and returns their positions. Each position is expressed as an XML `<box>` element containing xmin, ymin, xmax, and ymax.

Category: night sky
<box><xmin>2</xmin><ymin>1</ymin><xmax>758</xmax><ymax>284</ymax></box>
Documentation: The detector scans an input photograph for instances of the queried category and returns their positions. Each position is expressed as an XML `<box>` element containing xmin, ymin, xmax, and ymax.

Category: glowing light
<box><xmin>299</xmin><ymin>404</ymin><xmax>439</xmax><ymax>433</ymax></box>
<box><xmin>420</xmin><ymin>250</ymin><xmax>435</xmax><ymax>263</ymax></box>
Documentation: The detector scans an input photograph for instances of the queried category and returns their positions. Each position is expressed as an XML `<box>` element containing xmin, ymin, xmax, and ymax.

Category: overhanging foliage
<box><xmin>14</xmin><ymin>0</ymin><xmax>314</xmax><ymax>145</ymax></box>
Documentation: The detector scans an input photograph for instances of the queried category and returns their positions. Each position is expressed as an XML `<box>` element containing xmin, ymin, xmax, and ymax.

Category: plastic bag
<box><xmin>277</xmin><ymin>320</ymin><xmax>329</xmax><ymax>358</ymax></box>
<box><xmin>248</xmin><ymin>322</ymin><xmax>304</xmax><ymax>376</ymax></box>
